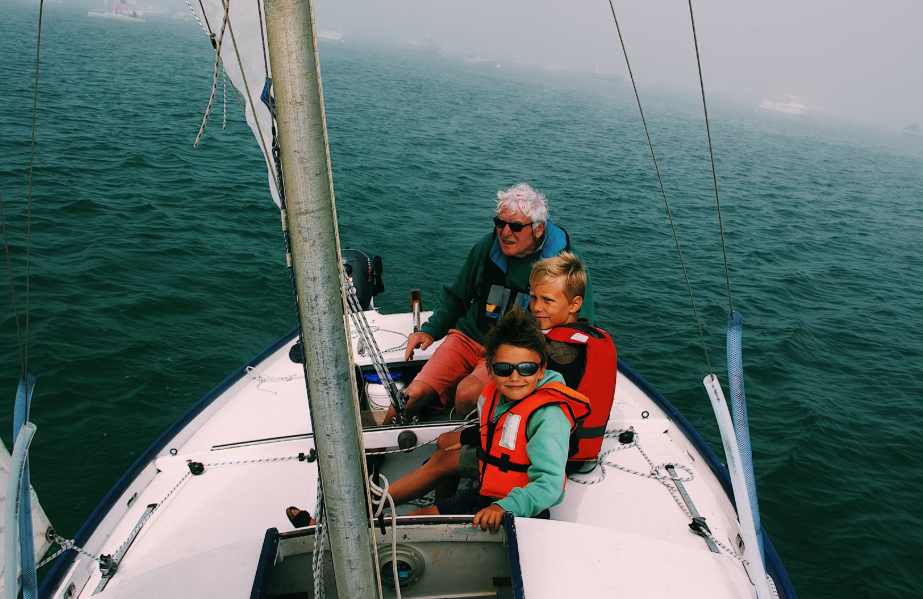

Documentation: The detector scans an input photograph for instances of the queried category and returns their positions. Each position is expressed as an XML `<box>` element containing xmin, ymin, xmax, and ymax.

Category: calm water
<box><xmin>2</xmin><ymin>3</ymin><xmax>922</xmax><ymax>597</ymax></box>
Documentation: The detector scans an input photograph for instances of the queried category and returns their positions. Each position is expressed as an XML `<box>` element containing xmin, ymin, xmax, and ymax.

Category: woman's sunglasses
<box><xmin>493</xmin><ymin>217</ymin><xmax>533</xmax><ymax>233</ymax></box>
<box><xmin>490</xmin><ymin>362</ymin><xmax>541</xmax><ymax>377</ymax></box>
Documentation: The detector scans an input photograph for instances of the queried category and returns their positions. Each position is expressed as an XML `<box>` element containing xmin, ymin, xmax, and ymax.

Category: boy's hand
<box><xmin>472</xmin><ymin>504</ymin><xmax>506</xmax><ymax>532</ymax></box>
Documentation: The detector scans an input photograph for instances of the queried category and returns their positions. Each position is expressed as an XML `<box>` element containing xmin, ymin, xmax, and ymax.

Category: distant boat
<box><xmin>758</xmin><ymin>95</ymin><xmax>809</xmax><ymax>116</ymax></box>
<box><xmin>901</xmin><ymin>123</ymin><xmax>922</xmax><ymax>136</ymax></box>
<box><xmin>463</xmin><ymin>56</ymin><xmax>499</xmax><ymax>67</ymax></box>
<box><xmin>399</xmin><ymin>38</ymin><xmax>440</xmax><ymax>54</ymax></box>
<box><xmin>317</xmin><ymin>29</ymin><xmax>343</xmax><ymax>42</ymax></box>
<box><xmin>587</xmin><ymin>63</ymin><xmax>623</xmax><ymax>81</ymax></box>
<box><xmin>88</xmin><ymin>0</ymin><xmax>144</xmax><ymax>21</ymax></box>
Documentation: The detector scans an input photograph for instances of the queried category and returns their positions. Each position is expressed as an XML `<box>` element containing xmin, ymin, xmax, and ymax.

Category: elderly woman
<box><xmin>389</xmin><ymin>183</ymin><xmax>595</xmax><ymax>421</ymax></box>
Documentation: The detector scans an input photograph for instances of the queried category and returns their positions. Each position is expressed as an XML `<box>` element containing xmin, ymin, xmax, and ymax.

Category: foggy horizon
<box><xmin>23</xmin><ymin>0</ymin><xmax>923</xmax><ymax>126</ymax></box>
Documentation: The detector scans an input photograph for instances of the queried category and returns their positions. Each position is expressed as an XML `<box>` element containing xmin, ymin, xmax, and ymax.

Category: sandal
<box><xmin>286</xmin><ymin>506</ymin><xmax>313</xmax><ymax>528</ymax></box>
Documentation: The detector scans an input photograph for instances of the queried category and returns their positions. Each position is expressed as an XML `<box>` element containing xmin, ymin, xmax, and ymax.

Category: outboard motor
<box><xmin>341</xmin><ymin>247</ymin><xmax>385</xmax><ymax>310</ymax></box>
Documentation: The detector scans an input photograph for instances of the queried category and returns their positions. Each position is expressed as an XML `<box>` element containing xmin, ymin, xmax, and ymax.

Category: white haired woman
<box><xmin>389</xmin><ymin>183</ymin><xmax>596</xmax><ymax>422</ymax></box>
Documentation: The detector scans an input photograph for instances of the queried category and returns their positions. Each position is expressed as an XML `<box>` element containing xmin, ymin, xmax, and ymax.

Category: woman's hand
<box><xmin>472</xmin><ymin>504</ymin><xmax>506</xmax><ymax>532</ymax></box>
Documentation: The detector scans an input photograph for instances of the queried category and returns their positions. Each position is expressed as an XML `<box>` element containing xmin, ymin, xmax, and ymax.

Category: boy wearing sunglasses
<box><xmin>405</xmin><ymin>308</ymin><xmax>590</xmax><ymax>531</ymax></box>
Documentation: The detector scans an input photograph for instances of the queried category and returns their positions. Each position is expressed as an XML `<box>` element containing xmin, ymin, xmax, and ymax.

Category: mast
<box><xmin>262</xmin><ymin>0</ymin><xmax>380</xmax><ymax>595</ymax></box>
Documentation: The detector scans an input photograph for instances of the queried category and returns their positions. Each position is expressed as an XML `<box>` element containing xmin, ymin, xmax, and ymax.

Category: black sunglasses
<box><xmin>493</xmin><ymin>217</ymin><xmax>533</xmax><ymax>233</ymax></box>
<box><xmin>490</xmin><ymin>362</ymin><xmax>541</xmax><ymax>377</ymax></box>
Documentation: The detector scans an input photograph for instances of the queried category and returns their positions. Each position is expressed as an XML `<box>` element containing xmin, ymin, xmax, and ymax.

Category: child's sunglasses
<box><xmin>490</xmin><ymin>362</ymin><xmax>541</xmax><ymax>377</ymax></box>
<box><xmin>493</xmin><ymin>217</ymin><xmax>533</xmax><ymax>233</ymax></box>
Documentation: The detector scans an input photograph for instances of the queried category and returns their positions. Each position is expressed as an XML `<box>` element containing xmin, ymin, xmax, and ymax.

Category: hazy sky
<box><xmin>308</xmin><ymin>0</ymin><xmax>922</xmax><ymax>125</ymax></box>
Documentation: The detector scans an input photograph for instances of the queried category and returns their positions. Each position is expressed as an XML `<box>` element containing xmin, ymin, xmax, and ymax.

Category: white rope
<box><xmin>184</xmin><ymin>0</ymin><xmax>209</xmax><ymax>34</ymax></box>
<box><xmin>567</xmin><ymin>430</ymin><xmax>747</xmax><ymax>564</ymax></box>
<box><xmin>369</xmin><ymin>474</ymin><xmax>402</xmax><ymax>599</ymax></box>
<box><xmin>244</xmin><ymin>366</ymin><xmax>304</xmax><ymax>394</ymax></box>
<box><xmin>313</xmin><ymin>477</ymin><xmax>326</xmax><ymax>599</ymax></box>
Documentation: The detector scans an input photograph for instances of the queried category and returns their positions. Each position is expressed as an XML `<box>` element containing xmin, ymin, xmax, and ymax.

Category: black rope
<box><xmin>24</xmin><ymin>0</ymin><xmax>46</xmax><ymax>377</ymax></box>
<box><xmin>0</xmin><ymin>190</ymin><xmax>26</xmax><ymax>376</ymax></box>
<box><xmin>607</xmin><ymin>0</ymin><xmax>712</xmax><ymax>374</ymax></box>
<box><xmin>256</xmin><ymin>0</ymin><xmax>270</xmax><ymax>81</ymax></box>
<box><xmin>688</xmin><ymin>0</ymin><xmax>733</xmax><ymax>316</ymax></box>
<box><xmin>197</xmin><ymin>0</ymin><xmax>213</xmax><ymax>34</ymax></box>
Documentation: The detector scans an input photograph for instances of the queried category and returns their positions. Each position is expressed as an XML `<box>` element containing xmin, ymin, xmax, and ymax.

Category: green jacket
<box><xmin>421</xmin><ymin>227</ymin><xmax>594</xmax><ymax>344</ymax></box>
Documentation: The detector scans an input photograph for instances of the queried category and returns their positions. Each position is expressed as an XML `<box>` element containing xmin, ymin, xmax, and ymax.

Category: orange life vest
<box><xmin>477</xmin><ymin>380</ymin><xmax>591</xmax><ymax>499</ymax></box>
<box><xmin>545</xmin><ymin>324</ymin><xmax>617</xmax><ymax>462</ymax></box>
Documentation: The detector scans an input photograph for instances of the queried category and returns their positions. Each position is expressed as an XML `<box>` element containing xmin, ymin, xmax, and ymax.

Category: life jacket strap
<box><xmin>575</xmin><ymin>423</ymin><xmax>607</xmax><ymax>439</ymax></box>
<box><xmin>477</xmin><ymin>446</ymin><xmax>530</xmax><ymax>473</ymax></box>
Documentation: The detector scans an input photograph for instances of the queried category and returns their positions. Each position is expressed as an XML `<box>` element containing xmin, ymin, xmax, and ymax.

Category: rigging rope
<box><xmin>606</xmin><ymin>0</ymin><xmax>712</xmax><ymax>374</ymax></box>
<box><xmin>193</xmin><ymin>1</ymin><xmax>228</xmax><ymax>148</ymax></box>
<box><xmin>0</xmin><ymin>190</ymin><xmax>25</xmax><ymax>375</ymax></box>
<box><xmin>687</xmin><ymin>0</ymin><xmax>734</xmax><ymax>315</ymax></box>
<box><xmin>23</xmin><ymin>0</ymin><xmax>45</xmax><ymax>379</ymax></box>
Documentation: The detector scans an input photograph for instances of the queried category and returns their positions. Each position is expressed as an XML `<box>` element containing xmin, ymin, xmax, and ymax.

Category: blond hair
<box><xmin>529</xmin><ymin>252</ymin><xmax>586</xmax><ymax>302</ymax></box>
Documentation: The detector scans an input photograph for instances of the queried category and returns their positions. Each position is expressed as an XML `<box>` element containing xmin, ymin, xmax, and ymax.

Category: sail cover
<box><xmin>195</xmin><ymin>0</ymin><xmax>281</xmax><ymax>206</ymax></box>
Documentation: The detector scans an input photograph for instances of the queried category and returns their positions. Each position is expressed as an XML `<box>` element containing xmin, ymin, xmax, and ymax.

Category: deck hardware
<box><xmin>127</xmin><ymin>492</ymin><xmax>138</xmax><ymax>508</ymax></box>
<box><xmin>187</xmin><ymin>460</ymin><xmax>205</xmax><ymax>475</ymax></box>
<box><xmin>736</xmin><ymin>533</ymin><xmax>745</xmax><ymax>554</ymax></box>
<box><xmin>666</xmin><ymin>465</ymin><xmax>719</xmax><ymax>553</ymax></box>
<box><xmin>689</xmin><ymin>517</ymin><xmax>711</xmax><ymax>536</ymax></box>
<box><xmin>45</xmin><ymin>525</ymin><xmax>55</xmax><ymax>543</ymax></box>
<box><xmin>63</xmin><ymin>583</ymin><xmax>76</xmax><ymax>599</ymax></box>
<box><xmin>397</xmin><ymin>431</ymin><xmax>417</xmax><ymax>450</ymax></box>
<box><xmin>169</xmin><ymin>448</ymin><xmax>177</xmax><ymax>456</ymax></box>
<box><xmin>98</xmin><ymin>554</ymin><xmax>117</xmax><ymax>579</ymax></box>
<box><xmin>618</xmin><ymin>430</ymin><xmax>635</xmax><ymax>444</ymax></box>
<box><xmin>641</xmin><ymin>411</ymin><xmax>650</xmax><ymax>419</ymax></box>
<box><xmin>93</xmin><ymin>504</ymin><xmax>157</xmax><ymax>594</ymax></box>
<box><xmin>298</xmin><ymin>449</ymin><xmax>317</xmax><ymax>462</ymax></box>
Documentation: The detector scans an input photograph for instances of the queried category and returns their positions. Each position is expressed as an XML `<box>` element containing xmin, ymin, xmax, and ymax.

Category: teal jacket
<box><xmin>477</xmin><ymin>371</ymin><xmax>573</xmax><ymax>517</ymax></box>
<box><xmin>421</xmin><ymin>225</ymin><xmax>594</xmax><ymax>344</ymax></box>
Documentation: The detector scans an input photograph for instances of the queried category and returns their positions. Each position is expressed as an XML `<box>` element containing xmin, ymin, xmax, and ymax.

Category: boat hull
<box><xmin>40</xmin><ymin>321</ymin><xmax>797</xmax><ymax>598</ymax></box>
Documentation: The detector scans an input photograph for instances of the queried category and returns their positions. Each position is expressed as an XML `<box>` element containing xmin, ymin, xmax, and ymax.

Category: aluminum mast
<box><xmin>262</xmin><ymin>0</ymin><xmax>380</xmax><ymax>595</ymax></box>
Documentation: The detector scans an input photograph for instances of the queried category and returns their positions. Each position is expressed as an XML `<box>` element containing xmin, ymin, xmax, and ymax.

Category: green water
<box><xmin>1</xmin><ymin>3</ymin><xmax>922</xmax><ymax>597</ymax></box>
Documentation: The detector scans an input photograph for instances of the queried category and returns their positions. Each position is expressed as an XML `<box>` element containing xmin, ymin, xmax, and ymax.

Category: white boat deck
<box><xmin>47</xmin><ymin>310</ymin><xmax>760</xmax><ymax>599</ymax></box>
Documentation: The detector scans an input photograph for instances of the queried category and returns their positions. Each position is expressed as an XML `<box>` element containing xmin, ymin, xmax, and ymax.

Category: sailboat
<box><xmin>87</xmin><ymin>0</ymin><xmax>145</xmax><ymax>22</ymax></box>
<box><xmin>3</xmin><ymin>0</ymin><xmax>798</xmax><ymax>597</ymax></box>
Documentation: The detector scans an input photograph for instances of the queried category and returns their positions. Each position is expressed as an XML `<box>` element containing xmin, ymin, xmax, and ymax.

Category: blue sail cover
<box><xmin>726</xmin><ymin>312</ymin><xmax>765</xmax><ymax>562</ymax></box>
<box><xmin>13</xmin><ymin>374</ymin><xmax>37</xmax><ymax>599</ymax></box>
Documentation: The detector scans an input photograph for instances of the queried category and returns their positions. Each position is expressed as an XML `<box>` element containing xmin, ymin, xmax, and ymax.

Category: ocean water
<box><xmin>1</xmin><ymin>3</ymin><xmax>922</xmax><ymax>597</ymax></box>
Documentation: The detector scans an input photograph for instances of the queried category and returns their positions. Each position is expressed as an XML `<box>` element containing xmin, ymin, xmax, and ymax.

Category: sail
<box><xmin>195</xmin><ymin>0</ymin><xmax>280</xmax><ymax>206</ymax></box>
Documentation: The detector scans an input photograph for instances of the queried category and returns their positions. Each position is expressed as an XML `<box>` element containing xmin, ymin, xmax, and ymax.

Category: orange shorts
<box><xmin>414</xmin><ymin>329</ymin><xmax>490</xmax><ymax>409</ymax></box>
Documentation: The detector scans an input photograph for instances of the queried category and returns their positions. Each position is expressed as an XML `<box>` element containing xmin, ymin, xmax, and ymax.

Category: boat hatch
<box><xmin>252</xmin><ymin>516</ymin><xmax>522</xmax><ymax>599</ymax></box>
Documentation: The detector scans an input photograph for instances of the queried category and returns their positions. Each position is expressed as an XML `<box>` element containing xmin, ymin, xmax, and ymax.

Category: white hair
<box><xmin>495</xmin><ymin>183</ymin><xmax>548</xmax><ymax>226</ymax></box>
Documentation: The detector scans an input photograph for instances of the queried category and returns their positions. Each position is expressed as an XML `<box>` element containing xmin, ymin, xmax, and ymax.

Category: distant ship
<box><xmin>399</xmin><ymin>38</ymin><xmax>440</xmax><ymax>54</ymax></box>
<box><xmin>463</xmin><ymin>56</ymin><xmax>499</xmax><ymax>67</ymax></box>
<box><xmin>317</xmin><ymin>29</ymin><xmax>343</xmax><ymax>42</ymax></box>
<box><xmin>758</xmin><ymin>95</ymin><xmax>810</xmax><ymax>116</ymax></box>
<box><xmin>88</xmin><ymin>0</ymin><xmax>144</xmax><ymax>21</ymax></box>
<box><xmin>587</xmin><ymin>63</ymin><xmax>623</xmax><ymax>81</ymax></box>
<box><xmin>902</xmin><ymin>123</ymin><xmax>922</xmax><ymax>136</ymax></box>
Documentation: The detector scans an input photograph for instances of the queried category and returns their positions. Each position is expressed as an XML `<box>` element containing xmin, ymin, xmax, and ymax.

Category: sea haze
<box><xmin>1</xmin><ymin>3</ymin><xmax>922</xmax><ymax>597</ymax></box>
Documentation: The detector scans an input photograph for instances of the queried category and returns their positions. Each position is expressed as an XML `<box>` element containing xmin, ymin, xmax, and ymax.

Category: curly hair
<box><xmin>483</xmin><ymin>307</ymin><xmax>549</xmax><ymax>369</ymax></box>
<box><xmin>495</xmin><ymin>183</ymin><xmax>548</xmax><ymax>226</ymax></box>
